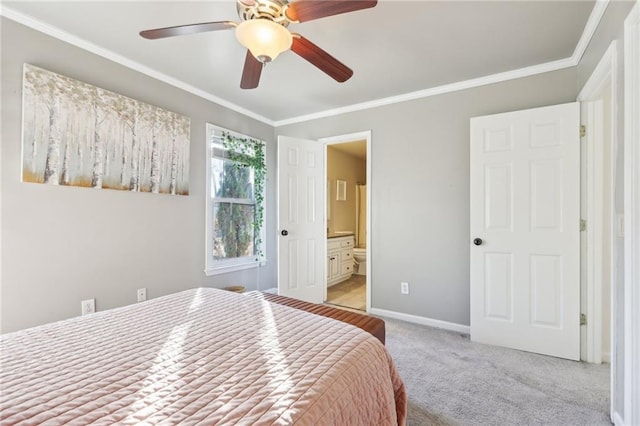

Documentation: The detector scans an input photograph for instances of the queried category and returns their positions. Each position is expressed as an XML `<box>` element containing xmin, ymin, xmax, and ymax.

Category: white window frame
<box><xmin>205</xmin><ymin>123</ymin><xmax>266</xmax><ymax>276</ymax></box>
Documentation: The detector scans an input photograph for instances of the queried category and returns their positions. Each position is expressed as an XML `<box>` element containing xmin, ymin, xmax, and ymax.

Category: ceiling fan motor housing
<box><xmin>236</xmin><ymin>0</ymin><xmax>292</xmax><ymax>26</ymax></box>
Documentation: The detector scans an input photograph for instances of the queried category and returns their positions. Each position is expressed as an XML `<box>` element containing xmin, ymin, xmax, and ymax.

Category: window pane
<box><xmin>213</xmin><ymin>202</ymin><xmax>256</xmax><ymax>259</ymax></box>
<box><xmin>211</xmin><ymin>157</ymin><xmax>254</xmax><ymax>199</ymax></box>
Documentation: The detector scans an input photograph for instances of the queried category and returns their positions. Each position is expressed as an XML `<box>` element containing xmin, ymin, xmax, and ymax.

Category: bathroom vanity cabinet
<box><xmin>327</xmin><ymin>235</ymin><xmax>354</xmax><ymax>286</ymax></box>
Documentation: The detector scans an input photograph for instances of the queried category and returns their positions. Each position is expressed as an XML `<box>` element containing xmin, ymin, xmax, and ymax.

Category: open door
<box><xmin>277</xmin><ymin>135</ymin><xmax>325</xmax><ymax>303</ymax></box>
<box><xmin>470</xmin><ymin>102</ymin><xmax>580</xmax><ymax>360</ymax></box>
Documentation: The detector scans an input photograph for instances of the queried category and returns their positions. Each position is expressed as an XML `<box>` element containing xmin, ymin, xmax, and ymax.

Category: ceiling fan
<box><xmin>140</xmin><ymin>0</ymin><xmax>377</xmax><ymax>89</ymax></box>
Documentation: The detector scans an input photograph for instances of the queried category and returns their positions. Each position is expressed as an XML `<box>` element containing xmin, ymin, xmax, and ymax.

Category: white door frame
<box><xmin>577</xmin><ymin>41</ymin><xmax>618</xmax><ymax>367</ymax></box>
<box><xmin>623</xmin><ymin>2</ymin><xmax>640</xmax><ymax>425</ymax></box>
<box><xmin>319</xmin><ymin>131</ymin><xmax>372</xmax><ymax>312</ymax></box>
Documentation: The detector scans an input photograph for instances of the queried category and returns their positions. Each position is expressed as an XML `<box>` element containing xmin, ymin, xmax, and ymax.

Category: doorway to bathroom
<box><xmin>320</xmin><ymin>131</ymin><xmax>371</xmax><ymax>312</ymax></box>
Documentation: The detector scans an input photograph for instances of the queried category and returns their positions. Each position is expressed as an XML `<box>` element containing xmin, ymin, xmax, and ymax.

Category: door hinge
<box><xmin>580</xmin><ymin>124</ymin><xmax>586</xmax><ymax>138</ymax></box>
<box><xmin>580</xmin><ymin>219</ymin><xmax>587</xmax><ymax>232</ymax></box>
<box><xmin>580</xmin><ymin>313</ymin><xmax>587</xmax><ymax>326</ymax></box>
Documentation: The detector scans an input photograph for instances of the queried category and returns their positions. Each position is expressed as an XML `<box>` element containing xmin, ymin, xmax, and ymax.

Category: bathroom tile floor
<box><xmin>326</xmin><ymin>275</ymin><xmax>366</xmax><ymax>311</ymax></box>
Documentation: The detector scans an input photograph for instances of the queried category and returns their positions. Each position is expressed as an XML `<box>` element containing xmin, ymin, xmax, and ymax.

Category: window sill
<box><xmin>205</xmin><ymin>259</ymin><xmax>266</xmax><ymax>276</ymax></box>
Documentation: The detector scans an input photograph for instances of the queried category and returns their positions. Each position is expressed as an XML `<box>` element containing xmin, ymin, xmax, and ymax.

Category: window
<box><xmin>205</xmin><ymin>123</ymin><xmax>266</xmax><ymax>275</ymax></box>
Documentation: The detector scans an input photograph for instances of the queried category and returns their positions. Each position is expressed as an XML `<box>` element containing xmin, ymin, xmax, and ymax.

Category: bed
<box><xmin>0</xmin><ymin>288</ymin><xmax>406</xmax><ymax>425</ymax></box>
<box><xmin>243</xmin><ymin>291</ymin><xmax>386</xmax><ymax>344</ymax></box>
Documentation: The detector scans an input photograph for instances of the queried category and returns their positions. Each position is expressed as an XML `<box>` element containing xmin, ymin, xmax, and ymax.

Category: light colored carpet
<box><xmin>383</xmin><ymin>318</ymin><xmax>611</xmax><ymax>426</ymax></box>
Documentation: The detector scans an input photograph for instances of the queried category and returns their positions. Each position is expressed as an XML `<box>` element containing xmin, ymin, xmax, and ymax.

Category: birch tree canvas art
<box><xmin>21</xmin><ymin>64</ymin><xmax>190</xmax><ymax>195</ymax></box>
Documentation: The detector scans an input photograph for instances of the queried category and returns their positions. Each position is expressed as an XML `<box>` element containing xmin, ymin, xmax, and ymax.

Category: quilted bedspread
<box><xmin>1</xmin><ymin>288</ymin><xmax>406</xmax><ymax>425</ymax></box>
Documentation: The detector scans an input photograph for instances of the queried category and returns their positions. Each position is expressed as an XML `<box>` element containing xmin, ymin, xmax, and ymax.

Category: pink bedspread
<box><xmin>1</xmin><ymin>288</ymin><xmax>406</xmax><ymax>425</ymax></box>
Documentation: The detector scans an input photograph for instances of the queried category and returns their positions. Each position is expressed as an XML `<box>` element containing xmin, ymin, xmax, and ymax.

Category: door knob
<box><xmin>281</xmin><ymin>230</ymin><xmax>289</xmax><ymax>236</ymax></box>
<box><xmin>473</xmin><ymin>238</ymin><xmax>483</xmax><ymax>246</ymax></box>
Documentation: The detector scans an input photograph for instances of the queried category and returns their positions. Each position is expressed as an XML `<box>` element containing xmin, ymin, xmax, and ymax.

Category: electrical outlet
<box><xmin>401</xmin><ymin>282</ymin><xmax>409</xmax><ymax>295</ymax></box>
<box><xmin>137</xmin><ymin>288</ymin><xmax>147</xmax><ymax>302</ymax></box>
<box><xmin>81</xmin><ymin>299</ymin><xmax>95</xmax><ymax>316</ymax></box>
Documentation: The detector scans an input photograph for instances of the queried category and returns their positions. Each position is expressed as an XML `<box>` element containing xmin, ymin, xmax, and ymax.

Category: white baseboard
<box><xmin>612</xmin><ymin>411</ymin><xmax>624</xmax><ymax>426</ymax></box>
<box><xmin>369</xmin><ymin>308</ymin><xmax>470</xmax><ymax>334</ymax></box>
<box><xmin>603</xmin><ymin>351</ymin><xmax>611</xmax><ymax>364</ymax></box>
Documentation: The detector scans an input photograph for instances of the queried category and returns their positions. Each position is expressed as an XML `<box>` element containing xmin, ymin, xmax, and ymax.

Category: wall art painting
<box><xmin>21</xmin><ymin>63</ymin><xmax>190</xmax><ymax>195</ymax></box>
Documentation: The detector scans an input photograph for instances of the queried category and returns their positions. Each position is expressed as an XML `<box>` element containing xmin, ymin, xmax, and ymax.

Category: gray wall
<box><xmin>576</xmin><ymin>0</ymin><xmax>636</xmax><ymax>417</ymax></box>
<box><xmin>0</xmin><ymin>18</ymin><xmax>278</xmax><ymax>333</ymax></box>
<box><xmin>277</xmin><ymin>69</ymin><xmax>578</xmax><ymax>326</ymax></box>
<box><xmin>6</xmin><ymin>7</ymin><xmax>621</xmax><ymax>332</ymax></box>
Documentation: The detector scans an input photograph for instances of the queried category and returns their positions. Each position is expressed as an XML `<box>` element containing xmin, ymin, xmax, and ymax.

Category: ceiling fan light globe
<box><xmin>236</xmin><ymin>19</ymin><xmax>292</xmax><ymax>63</ymax></box>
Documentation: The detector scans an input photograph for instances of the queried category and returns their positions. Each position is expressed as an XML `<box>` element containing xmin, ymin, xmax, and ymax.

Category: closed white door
<box><xmin>470</xmin><ymin>102</ymin><xmax>580</xmax><ymax>360</ymax></box>
<box><xmin>277</xmin><ymin>136</ymin><xmax>325</xmax><ymax>303</ymax></box>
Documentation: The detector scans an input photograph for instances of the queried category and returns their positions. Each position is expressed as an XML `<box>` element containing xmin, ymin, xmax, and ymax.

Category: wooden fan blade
<box><xmin>140</xmin><ymin>21</ymin><xmax>235</xmax><ymax>39</ymax></box>
<box><xmin>285</xmin><ymin>0</ymin><xmax>377</xmax><ymax>23</ymax></box>
<box><xmin>240</xmin><ymin>50</ymin><xmax>264</xmax><ymax>89</ymax></box>
<box><xmin>291</xmin><ymin>35</ymin><xmax>353</xmax><ymax>83</ymax></box>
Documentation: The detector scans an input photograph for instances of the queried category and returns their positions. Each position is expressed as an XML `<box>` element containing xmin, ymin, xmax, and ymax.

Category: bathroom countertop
<box><xmin>327</xmin><ymin>232</ymin><xmax>354</xmax><ymax>239</ymax></box>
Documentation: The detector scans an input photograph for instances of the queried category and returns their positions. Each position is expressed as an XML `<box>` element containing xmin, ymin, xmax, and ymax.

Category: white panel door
<box><xmin>470</xmin><ymin>102</ymin><xmax>580</xmax><ymax>360</ymax></box>
<box><xmin>277</xmin><ymin>136</ymin><xmax>325</xmax><ymax>303</ymax></box>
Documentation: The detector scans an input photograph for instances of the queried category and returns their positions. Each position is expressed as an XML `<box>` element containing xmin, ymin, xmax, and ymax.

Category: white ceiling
<box><xmin>3</xmin><ymin>1</ymin><xmax>596</xmax><ymax>124</ymax></box>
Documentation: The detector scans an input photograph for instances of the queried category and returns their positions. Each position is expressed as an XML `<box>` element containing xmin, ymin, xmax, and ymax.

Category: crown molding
<box><xmin>0</xmin><ymin>5</ymin><xmax>275</xmax><ymax>126</ymax></box>
<box><xmin>1</xmin><ymin>1</ymin><xmax>609</xmax><ymax>128</ymax></box>
<box><xmin>274</xmin><ymin>56</ymin><xmax>577</xmax><ymax>127</ymax></box>
<box><xmin>572</xmin><ymin>0</ymin><xmax>610</xmax><ymax>65</ymax></box>
<box><xmin>275</xmin><ymin>0</ymin><xmax>610</xmax><ymax>127</ymax></box>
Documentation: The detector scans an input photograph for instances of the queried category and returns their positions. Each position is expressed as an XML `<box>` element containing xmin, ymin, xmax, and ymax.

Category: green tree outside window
<box><xmin>212</xmin><ymin>131</ymin><xmax>265</xmax><ymax>261</ymax></box>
